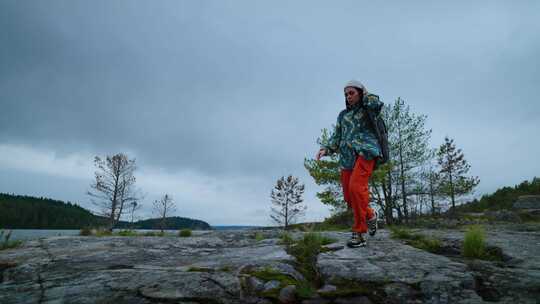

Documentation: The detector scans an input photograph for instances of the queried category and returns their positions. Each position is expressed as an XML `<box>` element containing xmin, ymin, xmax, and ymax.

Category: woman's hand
<box><xmin>316</xmin><ymin>148</ymin><xmax>327</xmax><ymax>160</ymax></box>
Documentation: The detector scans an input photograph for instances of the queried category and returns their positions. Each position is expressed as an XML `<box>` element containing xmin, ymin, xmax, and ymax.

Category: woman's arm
<box><xmin>321</xmin><ymin>112</ymin><xmax>343</xmax><ymax>155</ymax></box>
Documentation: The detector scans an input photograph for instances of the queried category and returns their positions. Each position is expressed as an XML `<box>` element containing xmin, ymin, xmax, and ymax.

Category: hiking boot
<box><xmin>368</xmin><ymin>210</ymin><xmax>378</xmax><ymax>237</ymax></box>
<box><xmin>347</xmin><ymin>232</ymin><xmax>367</xmax><ymax>248</ymax></box>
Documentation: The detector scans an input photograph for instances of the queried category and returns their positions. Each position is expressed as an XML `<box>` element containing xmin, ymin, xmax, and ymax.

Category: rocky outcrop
<box><xmin>513</xmin><ymin>195</ymin><xmax>540</xmax><ymax>210</ymax></box>
<box><xmin>1</xmin><ymin>226</ymin><xmax>539</xmax><ymax>304</ymax></box>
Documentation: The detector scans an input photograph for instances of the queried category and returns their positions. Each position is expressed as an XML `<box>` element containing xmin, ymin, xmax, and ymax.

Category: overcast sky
<box><xmin>1</xmin><ymin>1</ymin><xmax>539</xmax><ymax>226</ymax></box>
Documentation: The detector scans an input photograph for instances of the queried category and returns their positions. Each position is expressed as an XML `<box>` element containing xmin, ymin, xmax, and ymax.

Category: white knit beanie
<box><xmin>344</xmin><ymin>80</ymin><xmax>368</xmax><ymax>95</ymax></box>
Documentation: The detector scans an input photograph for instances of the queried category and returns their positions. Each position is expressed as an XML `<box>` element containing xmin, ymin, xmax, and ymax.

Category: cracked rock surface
<box><xmin>0</xmin><ymin>226</ymin><xmax>539</xmax><ymax>304</ymax></box>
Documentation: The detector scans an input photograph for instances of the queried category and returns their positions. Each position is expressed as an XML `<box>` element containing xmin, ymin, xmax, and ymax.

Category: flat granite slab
<box><xmin>1</xmin><ymin>226</ymin><xmax>539</xmax><ymax>304</ymax></box>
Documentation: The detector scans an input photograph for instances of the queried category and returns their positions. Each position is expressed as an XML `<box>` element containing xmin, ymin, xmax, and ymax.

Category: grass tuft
<box><xmin>79</xmin><ymin>227</ymin><xmax>92</xmax><ymax>236</ymax></box>
<box><xmin>116</xmin><ymin>230</ymin><xmax>139</xmax><ymax>236</ymax></box>
<box><xmin>254</xmin><ymin>232</ymin><xmax>265</xmax><ymax>242</ymax></box>
<box><xmin>0</xmin><ymin>230</ymin><xmax>22</xmax><ymax>251</ymax></box>
<box><xmin>462</xmin><ymin>225</ymin><xmax>486</xmax><ymax>259</ymax></box>
<box><xmin>286</xmin><ymin>232</ymin><xmax>324</xmax><ymax>285</ymax></box>
<box><xmin>278</xmin><ymin>231</ymin><xmax>295</xmax><ymax>246</ymax></box>
<box><xmin>388</xmin><ymin>226</ymin><xmax>442</xmax><ymax>254</ymax></box>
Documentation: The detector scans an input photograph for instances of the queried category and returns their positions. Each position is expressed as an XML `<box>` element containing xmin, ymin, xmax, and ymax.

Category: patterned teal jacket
<box><xmin>321</xmin><ymin>94</ymin><xmax>384</xmax><ymax>170</ymax></box>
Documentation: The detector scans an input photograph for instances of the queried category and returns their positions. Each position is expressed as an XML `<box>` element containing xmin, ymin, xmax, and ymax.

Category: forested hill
<box><xmin>0</xmin><ymin>193</ymin><xmax>211</xmax><ymax>230</ymax></box>
<box><xmin>454</xmin><ymin>177</ymin><xmax>540</xmax><ymax>212</ymax></box>
<box><xmin>0</xmin><ymin>193</ymin><xmax>101</xmax><ymax>229</ymax></box>
<box><xmin>115</xmin><ymin>216</ymin><xmax>211</xmax><ymax>230</ymax></box>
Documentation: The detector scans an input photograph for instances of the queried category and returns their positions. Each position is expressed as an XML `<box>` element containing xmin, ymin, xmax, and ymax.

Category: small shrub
<box><xmin>0</xmin><ymin>230</ymin><xmax>22</xmax><ymax>251</ymax></box>
<box><xmin>462</xmin><ymin>225</ymin><xmax>486</xmax><ymax>259</ymax></box>
<box><xmin>286</xmin><ymin>232</ymin><xmax>324</xmax><ymax>284</ymax></box>
<box><xmin>178</xmin><ymin>229</ymin><xmax>192</xmax><ymax>237</ymax></box>
<box><xmin>94</xmin><ymin>228</ymin><xmax>113</xmax><ymax>236</ymax></box>
<box><xmin>253</xmin><ymin>232</ymin><xmax>265</xmax><ymax>242</ymax></box>
<box><xmin>116</xmin><ymin>230</ymin><xmax>138</xmax><ymax>236</ymax></box>
<box><xmin>79</xmin><ymin>227</ymin><xmax>92</xmax><ymax>236</ymax></box>
<box><xmin>278</xmin><ymin>231</ymin><xmax>294</xmax><ymax>246</ymax></box>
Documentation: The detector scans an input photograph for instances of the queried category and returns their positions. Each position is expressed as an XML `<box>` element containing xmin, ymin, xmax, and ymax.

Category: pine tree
<box><xmin>437</xmin><ymin>136</ymin><xmax>480</xmax><ymax>210</ymax></box>
<box><xmin>304</xmin><ymin>128</ymin><xmax>345</xmax><ymax>214</ymax></box>
<box><xmin>386</xmin><ymin>97</ymin><xmax>432</xmax><ymax>222</ymax></box>
<box><xmin>270</xmin><ymin>175</ymin><xmax>306</xmax><ymax>229</ymax></box>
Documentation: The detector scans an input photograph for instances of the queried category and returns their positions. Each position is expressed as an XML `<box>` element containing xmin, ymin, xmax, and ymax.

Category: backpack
<box><xmin>362</xmin><ymin>97</ymin><xmax>390</xmax><ymax>168</ymax></box>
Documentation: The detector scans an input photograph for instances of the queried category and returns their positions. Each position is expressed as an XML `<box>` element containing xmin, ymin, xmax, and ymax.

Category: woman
<box><xmin>316</xmin><ymin>80</ymin><xmax>383</xmax><ymax>248</ymax></box>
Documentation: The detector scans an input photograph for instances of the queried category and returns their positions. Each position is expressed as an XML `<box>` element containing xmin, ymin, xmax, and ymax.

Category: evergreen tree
<box><xmin>304</xmin><ymin>128</ymin><xmax>345</xmax><ymax>214</ymax></box>
<box><xmin>270</xmin><ymin>175</ymin><xmax>306</xmax><ymax>229</ymax></box>
<box><xmin>437</xmin><ymin>136</ymin><xmax>480</xmax><ymax>210</ymax></box>
<box><xmin>386</xmin><ymin>97</ymin><xmax>432</xmax><ymax>222</ymax></box>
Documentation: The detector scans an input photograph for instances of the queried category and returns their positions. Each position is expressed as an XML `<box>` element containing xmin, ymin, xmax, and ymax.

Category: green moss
<box><xmin>249</xmin><ymin>267</ymin><xmax>298</xmax><ymax>287</ymax></box>
<box><xmin>409</xmin><ymin>238</ymin><xmax>442</xmax><ymax>254</ymax></box>
<box><xmin>296</xmin><ymin>281</ymin><xmax>316</xmax><ymax>299</ymax></box>
<box><xmin>320</xmin><ymin>236</ymin><xmax>337</xmax><ymax>246</ymax></box>
<box><xmin>116</xmin><ymin>230</ymin><xmax>139</xmax><ymax>236</ymax></box>
<box><xmin>259</xmin><ymin>288</ymin><xmax>281</xmax><ymax>299</ymax></box>
<box><xmin>178</xmin><ymin>229</ymin><xmax>192</xmax><ymax>237</ymax></box>
<box><xmin>94</xmin><ymin>229</ymin><xmax>113</xmax><ymax>236</ymax></box>
<box><xmin>187</xmin><ymin>266</ymin><xmax>214</xmax><ymax>273</ymax></box>
<box><xmin>219</xmin><ymin>265</ymin><xmax>233</xmax><ymax>272</ymax></box>
<box><xmin>388</xmin><ymin>226</ymin><xmax>414</xmax><ymax>239</ymax></box>
<box><xmin>253</xmin><ymin>232</ymin><xmax>265</xmax><ymax>242</ymax></box>
<box><xmin>388</xmin><ymin>226</ymin><xmax>443</xmax><ymax>253</ymax></box>
<box><xmin>248</xmin><ymin>267</ymin><xmax>316</xmax><ymax>300</ymax></box>
<box><xmin>0</xmin><ymin>240</ymin><xmax>22</xmax><ymax>251</ymax></box>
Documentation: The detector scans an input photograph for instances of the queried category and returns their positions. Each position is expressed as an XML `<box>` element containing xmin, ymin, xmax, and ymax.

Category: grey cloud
<box><xmin>1</xmin><ymin>1</ymin><xmax>539</xmax><ymax>223</ymax></box>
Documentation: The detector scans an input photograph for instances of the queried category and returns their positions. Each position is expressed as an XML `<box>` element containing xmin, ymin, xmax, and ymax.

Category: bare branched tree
<box><xmin>129</xmin><ymin>201</ymin><xmax>142</xmax><ymax>228</ymax></box>
<box><xmin>270</xmin><ymin>175</ymin><xmax>306</xmax><ymax>229</ymax></box>
<box><xmin>152</xmin><ymin>194</ymin><xmax>176</xmax><ymax>233</ymax></box>
<box><xmin>87</xmin><ymin>153</ymin><xmax>140</xmax><ymax>231</ymax></box>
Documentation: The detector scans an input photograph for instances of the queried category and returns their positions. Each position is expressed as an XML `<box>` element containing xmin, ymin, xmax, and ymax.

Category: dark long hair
<box><xmin>345</xmin><ymin>87</ymin><xmax>365</xmax><ymax>110</ymax></box>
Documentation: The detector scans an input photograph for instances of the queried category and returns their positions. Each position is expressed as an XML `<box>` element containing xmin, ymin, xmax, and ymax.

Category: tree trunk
<box><xmin>397</xmin><ymin>126</ymin><xmax>408</xmax><ymax>223</ymax></box>
<box><xmin>429</xmin><ymin>173</ymin><xmax>436</xmax><ymax>216</ymax></box>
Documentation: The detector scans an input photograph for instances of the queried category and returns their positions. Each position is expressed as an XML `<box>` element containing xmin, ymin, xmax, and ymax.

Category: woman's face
<box><xmin>345</xmin><ymin>87</ymin><xmax>361</xmax><ymax>105</ymax></box>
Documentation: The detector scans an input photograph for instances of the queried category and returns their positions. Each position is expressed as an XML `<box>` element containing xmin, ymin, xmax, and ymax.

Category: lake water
<box><xmin>3</xmin><ymin>226</ymin><xmax>260</xmax><ymax>241</ymax></box>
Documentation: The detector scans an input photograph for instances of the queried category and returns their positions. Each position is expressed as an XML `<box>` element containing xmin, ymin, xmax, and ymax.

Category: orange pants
<box><xmin>340</xmin><ymin>155</ymin><xmax>376</xmax><ymax>233</ymax></box>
